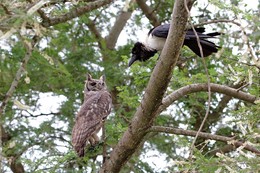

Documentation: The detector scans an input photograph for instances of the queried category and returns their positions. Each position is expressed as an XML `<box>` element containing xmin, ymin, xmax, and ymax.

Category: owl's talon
<box><xmin>88</xmin><ymin>145</ymin><xmax>96</xmax><ymax>151</ymax></box>
<box><xmin>98</xmin><ymin>141</ymin><xmax>104</xmax><ymax>145</ymax></box>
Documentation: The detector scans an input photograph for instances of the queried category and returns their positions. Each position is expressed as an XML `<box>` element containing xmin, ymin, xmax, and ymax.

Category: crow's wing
<box><xmin>184</xmin><ymin>29</ymin><xmax>220</xmax><ymax>57</ymax></box>
<box><xmin>184</xmin><ymin>39</ymin><xmax>219</xmax><ymax>57</ymax></box>
<box><xmin>150</xmin><ymin>25</ymin><xmax>211</xmax><ymax>38</ymax></box>
<box><xmin>185</xmin><ymin>29</ymin><xmax>220</xmax><ymax>39</ymax></box>
<box><xmin>149</xmin><ymin>24</ymin><xmax>170</xmax><ymax>38</ymax></box>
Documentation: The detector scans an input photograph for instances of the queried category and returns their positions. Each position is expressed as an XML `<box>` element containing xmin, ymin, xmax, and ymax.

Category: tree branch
<box><xmin>194</xmin><ymin>19</ymin><xmax>259</xmax><ymax>68</ymax></box>
<box><xmin>149</xmin><ymin>126</ymin><xmax>260</xmax><ymax>156</ymax></box>
<box><xmin>208</xmin><ymin>144</ymin><xmax>238</xmax><ymax>156</ymax></box>
<box><xmin>191</xmin><ymin>82</ymin><xmax>246</xmax><ymax>154</ymax></box>
<box><xmin>86</xmin><ymin>19</ymin><xmax>104</xmax><ymax>50</ymax></box>
<box><xmin>100</xmin><ymin>0</ymin><xmax>195</xmax><ymax>172</ymax></box>
<box><xmin>0</xmin><ymin>3</ymin><xmax>12</xmax><ymax>15</ymax></box>
<box><xmin>87</xmin><ymin>0</ymin><xmax>134</xmax><ymax>51</ymax></box>
<box><xmin>206</xmin><ymin>82</ymin><xmax>246</xmax><ymax>124</ymax></box>
<box><xmin>1</xmin><ymin>125</ymin><xmax>11</xmax><ymax>144</ymax></box>
<box><xmin>184</xmin><ymin>1</ymin><xmax>212</xmax><ymax>158</ymax></box>
<box><xmin>0</xmin><ymin>36</ymin><xmax>39</xmax><ymax>116</ymax></box>
<box><xmin>20</xmin><ymin>111</ymin><xmax>60</xmax><ymax>118</ymax></box>
<box><xmin>105</xmin><ymin>11</ymin><xmax>132</xmax><ymax>49</ymax></box>
<box><xmin>41</xmin><ymin>0</ymin><xmax>115</xmax><ymax>27</ymax></box>
<box><xmin>135</xmin><ymin>0</ymin><xmax>161</xmax><ymax>27</ymax></box>
<box><xmin>156</xmin><ymin>83</ymin><xmax>257</xmax><ymax>115</ymax></box>
<box><xmin>194</xmin><ymin>19</ymin><xmax>242</xmax><ymax>28</ymax></box>
<box><xmin>0</xmin><ymin>36</ymin><xmax>39</xmax><ymax>173</ymax></box>
<box><xmin>105</xmin><ymin>0</ymin><xmax>134</xmax><ymax>49</ymax></box>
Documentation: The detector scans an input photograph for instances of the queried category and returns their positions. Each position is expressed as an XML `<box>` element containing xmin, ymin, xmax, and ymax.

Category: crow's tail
<box><xmin>184</xmin><ymin>30</ymin><xmax>221</xmax><ymax>57</ymax></box>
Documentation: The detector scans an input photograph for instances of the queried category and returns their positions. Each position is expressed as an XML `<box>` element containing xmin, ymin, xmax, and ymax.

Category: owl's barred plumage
<box><xmin>72</xmin><ymin>74</ymin><xmax>112</xmax><ymax>157</ymax></box>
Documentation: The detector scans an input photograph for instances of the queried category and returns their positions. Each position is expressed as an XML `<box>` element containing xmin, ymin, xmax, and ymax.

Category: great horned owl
<box><xmin>72</xmin><ymin>74</ymin><xmax>112</xmax><ymax>157</ymax></box>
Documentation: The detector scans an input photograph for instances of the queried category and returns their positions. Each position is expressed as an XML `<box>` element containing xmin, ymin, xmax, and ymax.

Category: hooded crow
<box><xmin>129</xmin><ymin>24</ymin><xmax>220</xmax><ymax>67</ymax></box>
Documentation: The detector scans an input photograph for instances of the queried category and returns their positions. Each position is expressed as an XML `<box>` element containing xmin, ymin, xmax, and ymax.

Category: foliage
<box><xmin>0</xmin><ymin>0</ymin><xmax>259</xmax><ymax>172</ymax></box>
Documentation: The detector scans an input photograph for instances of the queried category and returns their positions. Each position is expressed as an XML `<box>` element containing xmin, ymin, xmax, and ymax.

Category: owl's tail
<box><xmin>72</xmin><ymin>126</ymin><xmax>87</xmax><ymax>157</ymax></box>
<box><xmin>73</xmin><ymin>144</ymin><xmax>85</xmax><ymax>157</ymax></box>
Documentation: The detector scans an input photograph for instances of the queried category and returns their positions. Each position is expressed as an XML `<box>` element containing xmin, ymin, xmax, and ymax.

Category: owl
<box><xmin>72</xmin><ymin>74</ymin><xmax>112</xmax><ymax>157</ymax></box>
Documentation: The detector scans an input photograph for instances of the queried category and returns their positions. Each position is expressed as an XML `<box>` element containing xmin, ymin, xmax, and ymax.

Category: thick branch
<box><xmin>105</xmin><ymin>11</ymin><xmax>133</xmax><ymax>49</ymax></box>
<box><xmin>87</xmin><ymin>0</ymin><xmax>134</xmax><ymax>50</ymax></box>
<box><xmin>41</xmin><ymin>0</ymin><xmax>114</xmax><ymax>27</ymax></box>
<box><xmin>156</xmin><ymin>83</ymin><xmax>257</xmax><ymax>115</ymax></box>
<box><xmin>149</xmin><ymin>126</ymin><xmax>260</xmax><ymax>156</ymax></box>
<box><xmin>100</xmin><ymin>0</ymin><xmax>195</xmax><ymax>172</ymax></box>
<box><xmin>10</xmin><ymin>157</ymin><xmax>25</xmax><ymax>173</ymax></box>
<box><xmin>1</xmin><ymin>125</ymin><xmax>11</xmax><ymax>144</ymax></box>
<box><xmin>135</xmin><ymin>0</ymin><xmax>160</xmax><ymax>27</ymax></box>
<box><xmin>105</xmin><ymin>0</ymin><xmax>134</xmax><ymax>49</ymax></box>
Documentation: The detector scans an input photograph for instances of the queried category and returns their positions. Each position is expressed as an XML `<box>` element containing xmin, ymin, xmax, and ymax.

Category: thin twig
<box><xmin>228</xmin><ymin>57</ymin><xmax>260</xmax><ymax>69</ymax></box>
<box><xmin>149</xmin><ymin>126</ymin><xmax>260</xmax><ymax>156</ymax></box>
<box><xmin>236</xmin><ymin>83</ymin><xmax>249</xmax><ymax>92</ymax></box>
<box><xmin>21</xmin><ymin>111</ymin><xmax>60</xmax><ymax>118</ymax></box>
<box><xmin>184</xmin><ymin>0</ymin><xmax>212</xmax><ymax>159</ymax></box>
<box><xmin>194</xmin><ymin>19</ymin><xmax>242</xmax><ymax>27</ymax></box>
<box><xmin>194</xmin><ymin>19</ymin><xmax>259</xmax><ymax>68</ymax></box>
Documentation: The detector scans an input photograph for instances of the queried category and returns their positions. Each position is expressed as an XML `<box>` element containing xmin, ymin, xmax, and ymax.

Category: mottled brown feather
<box><xmin>71</xmin><ymin>75</ymin><xmax>112</xmax><ymax>157</ymax></box>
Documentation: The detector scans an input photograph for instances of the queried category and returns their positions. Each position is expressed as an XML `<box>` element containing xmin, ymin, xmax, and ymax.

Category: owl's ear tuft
<box><xmin>87</xmin><ymin>74</ymin><xmax>93</xmax><ymax>81</ymax></box>
<box><xmin>100</xmin><ymin>75</ymin><xmax>105</xmax><ymax>82</ymax></box>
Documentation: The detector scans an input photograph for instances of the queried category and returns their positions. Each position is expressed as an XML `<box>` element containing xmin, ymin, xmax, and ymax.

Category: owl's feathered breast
<box><xmin>72</xmin><ymin>91</ymin><xmax>112</xmax><ymax>146</ymax></box>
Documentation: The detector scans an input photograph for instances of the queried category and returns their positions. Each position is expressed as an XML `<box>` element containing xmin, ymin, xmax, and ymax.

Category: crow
<box><xmin>129</xmin><ymin>24</ymin><xmax>220</xmax><ymax>67</ymax></box>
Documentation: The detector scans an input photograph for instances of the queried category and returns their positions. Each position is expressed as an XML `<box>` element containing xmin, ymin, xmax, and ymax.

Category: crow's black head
<box><xmin>128</xmin><ymin>42</ymin><xmax>157</xmax><ymax>67</ymax></box>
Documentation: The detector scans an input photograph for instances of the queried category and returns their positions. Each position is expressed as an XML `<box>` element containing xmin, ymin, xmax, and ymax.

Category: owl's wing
<box><xmin>72</xmin><ymin>117</ymin><xmax>101</xmax><ymax>157</ymax></box>
<box><xmin>77</xmin><ymin>91</ymin><xmax>112</xmax><ymax>120</ymax></box>
<box><xmin>71</xmin><ymin>91</ymin><xmax>112</xmax><ymax>156</ymax></box>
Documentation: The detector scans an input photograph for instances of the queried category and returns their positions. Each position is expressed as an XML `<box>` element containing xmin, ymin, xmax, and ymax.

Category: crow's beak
<box><xmin>128</xmin><ymin>55</ymin><xmax>138</xmax><ymax>67</ymax></box>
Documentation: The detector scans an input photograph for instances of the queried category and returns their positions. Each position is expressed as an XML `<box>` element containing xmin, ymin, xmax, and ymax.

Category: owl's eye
<box><xmin>90</xmin><ymin>83</ymin><xmax>96</xmax><ymax>86</ymax></box>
